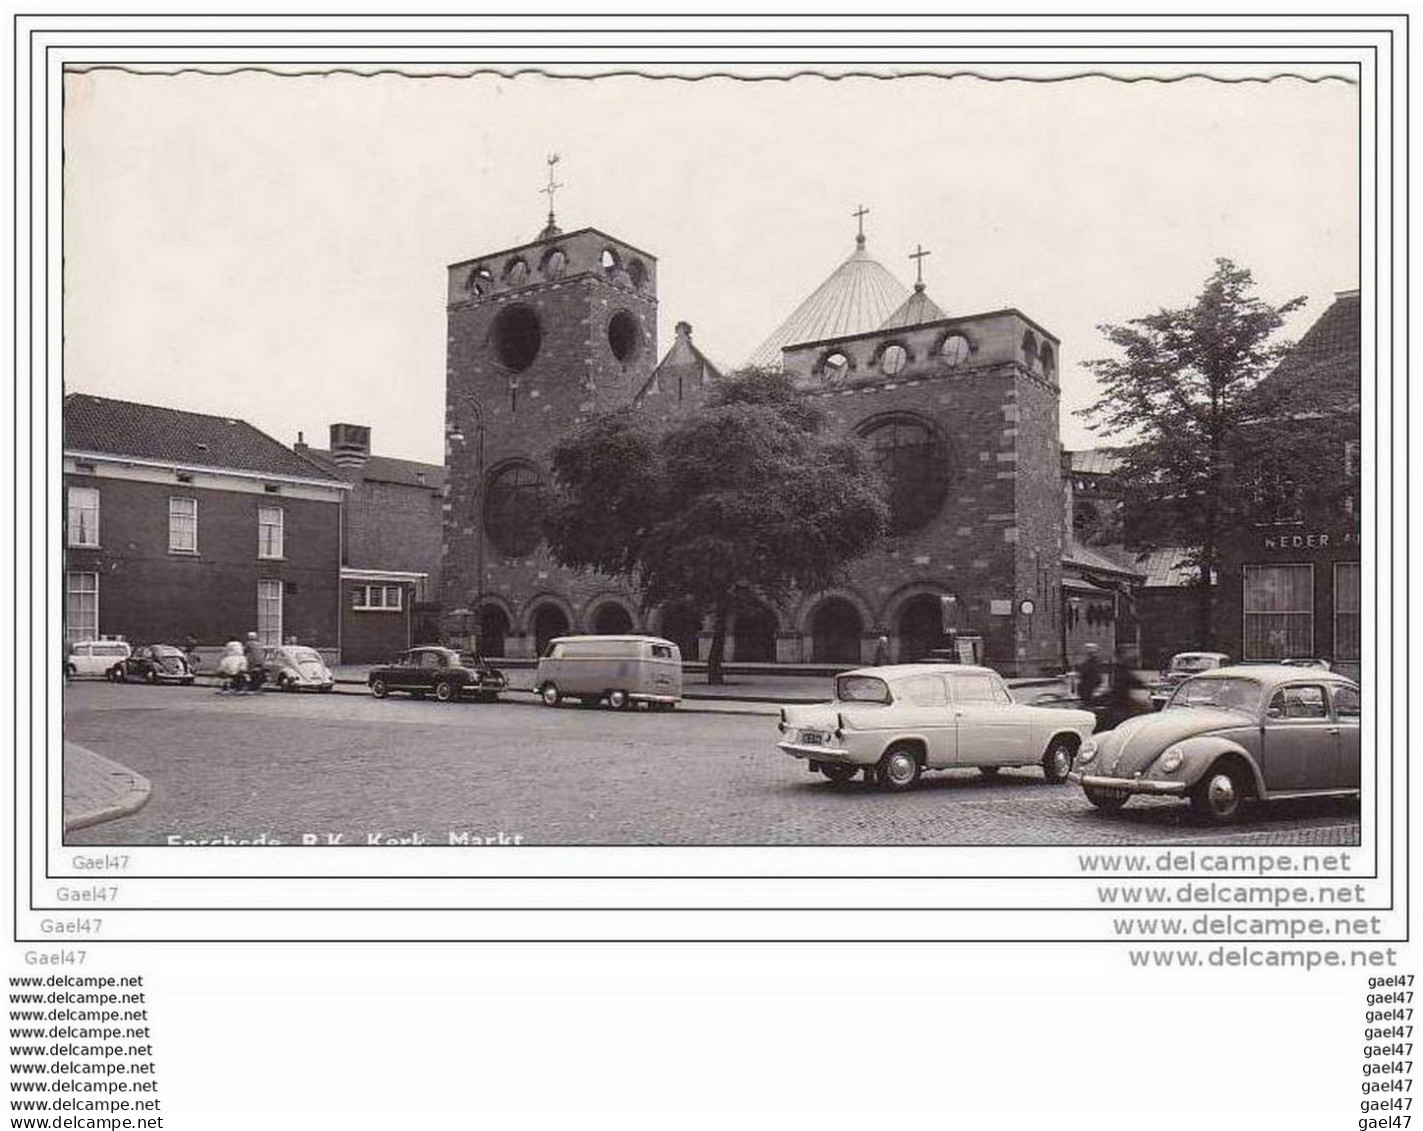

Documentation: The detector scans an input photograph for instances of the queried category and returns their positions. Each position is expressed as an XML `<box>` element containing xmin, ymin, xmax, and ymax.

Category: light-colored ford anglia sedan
<box><xmin>1068</xmin><ymin>664</ymin><xmax>1361</xmax><ymax>823</ymax></box>
<box><xmin>776</xmin><ymin>664</ymin><xmax>1098</xmax><ymax>790</ymax></box>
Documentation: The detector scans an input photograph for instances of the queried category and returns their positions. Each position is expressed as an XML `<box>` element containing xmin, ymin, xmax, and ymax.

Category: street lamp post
<box><xmin>445</xmin><ymin>391</ymin><xmax>486</xmax><ymax>650</ymax></box>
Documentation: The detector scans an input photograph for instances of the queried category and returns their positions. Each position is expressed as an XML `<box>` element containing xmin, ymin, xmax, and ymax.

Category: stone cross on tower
<box><xmin>539</xmin><ymin>153</ymin><xmax>564</xmax><ymax>239</ymax></box>
<box><xmin>909</xmin><ymin>243</ymin><xmax>931</xmax><ymax>289</ymax></box>
<box><xmin>852</xmin><ymin>204</ymin><xmax>869</xmax><ymax>247</ymax></box>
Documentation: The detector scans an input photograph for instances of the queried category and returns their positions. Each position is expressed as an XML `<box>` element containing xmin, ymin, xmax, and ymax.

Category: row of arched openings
<box><xmin>469</xmin><ymin>592</ymin><xmax>952</xmax><ymax>664</ymax></box>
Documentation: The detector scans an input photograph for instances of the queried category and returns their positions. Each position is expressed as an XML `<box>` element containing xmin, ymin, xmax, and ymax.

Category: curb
<box><xmin>63</xmin><ymin>742</ymin><xmax>152</xmax><ymax>832</ymax></box>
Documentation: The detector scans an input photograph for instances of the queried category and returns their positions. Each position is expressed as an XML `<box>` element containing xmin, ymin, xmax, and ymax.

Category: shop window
<box><xmin>1243</xmin><ymin>564</ymin><xmax>1313</xmax><ymax>659</ymax></box>
<box><xmin>1334</xmin><ymin>562</ymin><xmax>1360</xmax><ymax>662</ymax></box>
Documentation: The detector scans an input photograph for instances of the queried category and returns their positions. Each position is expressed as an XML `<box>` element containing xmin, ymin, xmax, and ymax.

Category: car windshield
<box><xmin>836</xmin><ymin>675</ymin><xmax>891</xmax><ymax>704</ymax></box>
<box><xmin>1166</xmin><ymin>676</ymin><xmax>1262</xmax><ymax>714</ymax></box>
<box><xmin>459</xmin><ymin>653</ymin><xmax>487</xmax><ymax>668</ymax></box>
<box><xmin>1171</xmin><ymin>655</ymin><xmax>1220</xmax><ymax>673</ymax></box>
<box><xmin>152</xmin><ymin>645</ymin><xmax>183</xmax><ymax>657</ymax></box>
<box><xmin>289</xmin><ymin>647</ymin><xmax>322</xmax><ymax>664</ymax></box>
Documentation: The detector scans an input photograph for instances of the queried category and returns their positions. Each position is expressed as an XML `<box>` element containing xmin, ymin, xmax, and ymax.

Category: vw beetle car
<box><xmin>368</xmin><ymin>646</ymin><xmax>506</xmax><ymax>702</ymax></box>
<box><xmin>264</xmin><ymin>645</ymin><xmax>334</xmax><ymax>692</ymax></box>
<box><xmin>1149</xmin><ymin>651</ymin><xmax>1231</xmax><ymax>709</ymax></box>
<box><xmin>119</xmin><ymin>644</ymin><xmax>195</xmax><ymax>685</ymax></box>
<box><xmin>776</xmin><ymin>664</ymin><xmax>1097</xmax><ymax>790</ymax></box>
<box><xmin>1068</xmin><ymin>664</ymin><xmax>1361</xmax><ymax>823</ymax></box>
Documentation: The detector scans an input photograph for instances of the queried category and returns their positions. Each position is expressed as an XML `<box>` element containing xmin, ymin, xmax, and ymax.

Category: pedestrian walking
<box><xmin>873</xmin><ymin>634</ymin><xmax>890</xmax><ymax>666</ymax></box>
<box><xmin>242</xmin><ymin>631</ymin><xmax>267</xmax><ymax>692</ymax></box>
<box><xmin>1075</xmin><ymin>642</ymin><xmax>1103</xmax><ymax>704</ymax></box>
<box><xmin>1100</xmin><ymin>648</ymin><xmax>1146</xmax><ymax>731</ymax></box>
<box><xmin>216</xmin><ymin>639</ymin><xmax>247</xmax><ymax>692</ymax></box>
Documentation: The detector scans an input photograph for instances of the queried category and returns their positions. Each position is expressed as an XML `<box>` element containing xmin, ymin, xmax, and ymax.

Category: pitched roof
<box><xmin>1064</xmin><ymin>537</ymin><xmax>1144</xmax><ymax>580</ymax></box>
<box><xmin>1133</xmin><ymin>546</ymin><xmax>1198</xmax><ymax>588</ymax></box>
<box><xmin>1066</xmin><ymin>448</ymin><xmax>1122</xmax><ymax>477</ymax></box>
<box><xmin>63</xmin><ymin>393</ymin><xmax>343</xmax><ymax>483</ymax></box>
<box><xmin>745</xmin><ymin>237</ymin><xmax>910</xmax><ymax>368</ymax></box>
<box><xmin>879</xmin><ymin>283</ymin><xmax>945</xmax><ymax>330</ymax></box>
<box><xmin>636</xmin><ymin>320</ymin><xmax>724</xmax><ymax>404</ymax></box>
<box><xmin>1254</xmin><ymin>289</ymin><xmax>1360</xmax><ymax>406</ymax></box>
<box><xmin>301</xmin><ymin>447</ymin><xmax>446</xmax><ymax>490</ymax></box>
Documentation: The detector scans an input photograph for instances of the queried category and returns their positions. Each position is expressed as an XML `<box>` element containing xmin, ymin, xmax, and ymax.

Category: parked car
<box><xmin>1150</xmin><ymin>651</ymin><xmax>1231</xmax><ymax>710</ymax></box>
<box><xmin>119</xmin><ymin>644</ymin><xmax>196</xmax><ymax>685</ymax></box>
<box><xmin>65</xmin><ymin>639</ymin><xmax>132</xmax><ymax>680</ymax></box>
<box><xmin>535</xmin><ymin>635</ymin><xmax>682</xmax><ymax>710</ymax></box>
<box><xmin>367</xmin><ymin>646</ymin><xmax>506</xmax><ymax>702</ymax></box>
<box><xmin>1068</xmin><ymin>664</ymin><xmax>1361</xmax><ymax>823</ymax></box>
<box><xmin>776</xmin><ymin>663</ymin><xmax>1097</xmax><ymax>791</ymax></box>
<box><xmin>264</xmin><ymin>645</ymin><xmax>334</xmax><ymax>692</ymax></box>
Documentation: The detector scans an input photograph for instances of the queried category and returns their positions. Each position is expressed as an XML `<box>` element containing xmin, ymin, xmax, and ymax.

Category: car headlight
<box><xmin>1159</xmin><ymin>746</ymin><xmax>1186</xmax><ymax>773</ymax></box>
<box><xmin>1076</xmin><ymin>741</ymin><xmax>1097</xmax><ymax>765</ymax></box>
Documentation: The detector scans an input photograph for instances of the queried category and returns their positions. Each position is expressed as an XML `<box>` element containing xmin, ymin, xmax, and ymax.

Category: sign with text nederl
<box><xmin>1260</xmin><ymin>529</ymin><xmax>1360</xmax><ymax>552</ymax></box>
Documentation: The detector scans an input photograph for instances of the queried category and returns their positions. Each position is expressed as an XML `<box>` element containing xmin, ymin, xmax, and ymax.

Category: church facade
<box><xmin>441</xmin><ymin>215</ymin><xmax>1073</xmax><ymax>676</ymax></box>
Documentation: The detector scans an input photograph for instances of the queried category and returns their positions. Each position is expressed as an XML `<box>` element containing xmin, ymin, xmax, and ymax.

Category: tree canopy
<box><xmin>545</xmin><ymin>368</ymin><xmax>889</xmax><ymax>681</ymax></box>
<box><xmin>1080</xmin><ymin>258</ymin><xmax>1359</xmax><ymax>646</ymax></box>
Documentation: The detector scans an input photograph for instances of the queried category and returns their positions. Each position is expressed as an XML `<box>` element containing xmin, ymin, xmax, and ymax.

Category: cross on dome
<box><xmin>909</xmin><ymin>243</ymin><xmax>931</xmax><ymax>289</ymax></box>
<box><xmin>852</xmin><ymin>204</ymin><xmax>870</xmax><ymax>246</ymax></box>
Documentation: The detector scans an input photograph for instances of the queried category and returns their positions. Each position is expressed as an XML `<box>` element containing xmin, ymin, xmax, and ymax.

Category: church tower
<box><xmin>442</xmin><ymin>216</ymin><xmax>658</xmax><ymax>658</ymax></box>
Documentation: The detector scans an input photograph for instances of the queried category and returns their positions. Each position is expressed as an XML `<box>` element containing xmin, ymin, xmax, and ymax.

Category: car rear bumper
<box><xmin>1067</xmin><ymin>771</ymin><xmax>1187</xmax><ymax>795</ymax></box>
<box><xmin>631</xmin><ymin>693</ymin><xmax>679</xmax><ymax>704</ymax></box>
<box><xmin>778</xmin><ymin>740</ymin><xmax>855</xmax><ymax>762</ymax></box>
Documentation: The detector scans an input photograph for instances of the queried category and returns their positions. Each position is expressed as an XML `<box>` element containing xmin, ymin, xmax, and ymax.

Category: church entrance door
<box><xmin>898</xmin><ymin>594</ymin><xmax>947</xmax><ymax>662</ymax></box>
<box><xmin>477</xmin><ymin>604</ymin><xmax>510</xmax><ymax>658</ymax></box>
<box><xmin>532</xmin><ymin>604</ymin><xmax>570</xmax><ymax>657</ymax></box>
<box><xmin>811</xmin><ymin>598</ymin><xmax>863</xmax><ymax>664</ymax></box>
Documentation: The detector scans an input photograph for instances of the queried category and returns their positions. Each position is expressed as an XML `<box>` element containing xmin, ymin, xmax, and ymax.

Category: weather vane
<box><xmin>909</xmin><ymin>243</ymin><xmax>931</xmax><ymax>287</ymax></box>
<box><xmin>541</xmin><ymin>153</ymin><xmax>564</xmax><ymax>229</ymax></box>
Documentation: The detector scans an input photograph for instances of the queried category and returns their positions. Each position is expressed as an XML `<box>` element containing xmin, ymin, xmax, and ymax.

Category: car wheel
<box><xmin>821</xmin><ymin>763</ymin><xmax>859</xmax><ymax>785</ymax></box>
<box><xmin>434</xmin><ymin>680</ymin><xmax>456</xmax><ymax>703</ymax></box>
<box><xmin>978</xmin><ymin>766</ymin><xmax>1001</xmax><ymax>779</ymax></box>
<box><xmin>1041</xmin><ymin>737</ymin><xmax>1074</xmax><ymax>783</ymax></box>
<box><xmin>1084</xmin><ymin>785</ymin><xmax>1130</xmax><ymax>811</ymax></box>
<box><xmin>540</xmin><ymin>683</ymin><xmax>562</xmax><ymax>708</ymax></box>
<box><xmin>608</xmin><ymin>689</ymin><xmax>630</xmax><ymax>710</ymax></box>
<box><xmin>1191</xmin><ymin>762</ymin><xmax>1249</xmax><ymax>824</ymax></box>
<box><xmin>65</xmin><ymin>663</ymin><xmax>76</xmax><ymax>678</ymax></box>
<box><xmin>877</xmin><ymin>743</ymin><xmax>922</xmax><ymax>791</ymax></box>
<box><xmin>143</xmin><ymin>669</ymin><xmax>158</xmax><ymax>685</ymax></box>
<box><xmin>370</xmin><ymin>678</ymin><xmax>389</xmax><ymax>699</ymax></box>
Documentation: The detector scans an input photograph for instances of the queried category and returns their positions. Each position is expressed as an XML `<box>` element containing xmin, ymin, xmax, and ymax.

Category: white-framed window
<box><xmin>1335</xmin><ymin>562</ymin><xmax>1361</xmax><ymax>662</ymax></box>
<box><xmin>65</xmin><ymin>572</ymin><xmax>98</xmax><ymax>642</ymax></box>
<box><xmin>169</xmin><ymin>496</ymin><xmax>198</xmax><ymax>553</ymax></box>
<box><xmin>351</xmin><ymin>584</ymin><xmax>404</xmax><ymax>611</ymax></box>
<box><xmin>67</xmin><ymin>486</ymin><xmax>100</xmax><ymax>547</ymax></box>
<box><xmin>257</xmin><ymin>579</ymin><xmax>283</xmax><ymax>645</ymax></box>
<box><xmin>258</xmin><ymin>506</ymin><xmax>284</xmax><ymax>559</ymax></box>
<box><xmin>1243</xmin><ymin>563</ymin><xmax>1314</xmax><ymax>659</ymax></box>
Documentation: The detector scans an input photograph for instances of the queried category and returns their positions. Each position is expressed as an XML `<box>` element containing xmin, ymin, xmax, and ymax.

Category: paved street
<box><xmin>63</xmin><ymin>681</ymin><xmax>1361</xmax><ymax>847</ymax></box>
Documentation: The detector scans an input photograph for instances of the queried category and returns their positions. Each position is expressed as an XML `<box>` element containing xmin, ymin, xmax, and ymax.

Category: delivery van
<box><xmin>535</xmin><ymin>635</ymin><xmax>682</xmax><ymax>710</ymax></box>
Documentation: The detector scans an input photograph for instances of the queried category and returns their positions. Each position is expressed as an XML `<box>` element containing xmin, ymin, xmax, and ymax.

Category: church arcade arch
<box><xmin>731</xmin><ymin>603</ymin><xmax>778</xmax><ymax>663</ymax></box>
<box><xmin>585</xmin><ymin>594</ymin><xmax>637</xmax><ymax>636</ymax></box>
<box><xmin>795</xmin><ymin>589</ymin><xmax>875</xmax><ymax>665</ymax></box>
<box><xmin>886</xmin><ymin>585</ymin><xmax>953</xmax><ymax>662</ymax></box>
<box><xmin>654</xmin><ymin>604</ymin><xmax>703</xmax><ymax>661</ymax></box>
<box><xmin>525</xmin><ymin>595</ymin><xmax>576</xmax><ymax>657</ymax></box>
<box><xmin>476</xmin><ymin>600</ymin><xmax>514</xmax><ymax>659</ymax></box>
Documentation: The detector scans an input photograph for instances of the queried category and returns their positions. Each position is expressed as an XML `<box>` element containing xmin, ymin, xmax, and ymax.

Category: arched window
<box><xmin>627</xmin><ymin>258</ymin><xmax>648</xmax><ymax>290</ymax></box>
<box><xmin>859</xmin><ymin>415</ymin><xmax>950</xmax><ymax>533</ymax></box>
<box><xmin>483</xmin><ymin>461</ymin><xmax>547</xmax><ymax>557</ymax></box>
<box><xmin>607</xmin><ymin>311</ymin><xmax>641</xmax><ymax>362</ymax></box>
<box><xmin>1021</xmin><ymin>328</ymin><xmax>1040</xmax><ymax>368</ymax></box>
<box><xmin>541</xmin><ymin>248</ymin><xmax>567</xmax><ymax>280</ymax></box>
<box><xmin>820</xmin><ymin>351</ymin><xmax>851</xmax><ymax>384</ymax></box>
<box><xmin>940</xmin><ymin>333</ymin><xmax>971</xmax><ymax>366</ymax></box>
<box><xmin>504</xmin><ymin>257</ymin><xmax>529</xmax><ymax>286</ymax></box>
<box><xmin>467</xmin><ymin>266</ymin><xmax>494</xmax><ymax>296</ymax></box>
<box><xmin>600</xmin><ymin>248</ymin><xmax>620</xmax><ymax>274</ymax></box>
<box><xmin>880</xmin><ymin>343</ymin><xmax>909</xmax><ymax>376</ymax></box>
<box><xmin>1039</xmin><ymin>340</ymin><xmax>1056</xmax><ymax>379</ymax></box>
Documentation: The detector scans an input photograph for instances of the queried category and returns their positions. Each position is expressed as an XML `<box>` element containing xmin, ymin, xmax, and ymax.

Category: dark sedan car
<box><xmin>367</xmin><ymin>646</ymin><xmax>506</xmax><ymax>703</ymax></box>
<box><xmin>119</xmin><ymin>644</ymin><xmax>195</xmax><ymax>685</ymax></box>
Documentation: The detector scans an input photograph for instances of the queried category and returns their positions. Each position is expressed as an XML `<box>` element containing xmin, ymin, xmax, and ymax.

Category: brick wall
<box><xmin>63</xmin><ymin>473</ymin><xmax>341</xmax><ymax>648</ymax></box>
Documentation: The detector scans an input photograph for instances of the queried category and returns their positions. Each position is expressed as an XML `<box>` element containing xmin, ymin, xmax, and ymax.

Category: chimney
<box><xmin>294</xmin><ymin>430</ymin><xmax>308</xmax><ymax>453</ymax></box>
<box><xmin>330</xmin><ymin>423</ymin><xmax>371</xmax><ymax>468</ymax></box>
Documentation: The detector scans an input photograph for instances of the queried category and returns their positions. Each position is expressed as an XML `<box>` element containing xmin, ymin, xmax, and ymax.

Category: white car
<box><xmin>776</xmin><ymin>664</ymin><xmax>1098</xmax><ymax>790</ymax></box>
<box><xmin>65</xmin><ymin>639</ymin><xmax>132</xmax><ymax>680</ymax></box>
<box><xmin>264</xmin><ymin>645</ymin><xmax>335</xmax><ymax>692</ymax></box>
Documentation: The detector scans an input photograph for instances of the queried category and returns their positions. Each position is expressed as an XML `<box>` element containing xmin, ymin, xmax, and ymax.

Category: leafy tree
<box><xmin>545</xmin><ymin>368</ymin><xmax>890</xmax><ymax>683</ymax></box>
<box><xmin>1080</xmin><ymin>259</ymin><xmax>1310</xmax><ymax>647</ymax></box>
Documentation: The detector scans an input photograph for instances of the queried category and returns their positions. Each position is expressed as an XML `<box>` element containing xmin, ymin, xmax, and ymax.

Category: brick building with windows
<box><xmin>441</xmin><ymin>209</ymin><xmax>1079</xmax><ymax>675</ymax></box>
<box><xmin>1215</xmin><ymin>289</ymin><xmax>1362</xmax><ymax>679</ymax></box>
<box><xmin>296</xmin><ymin>423</ymin><xmax>446</xmax><ymax>663</ymax></box>
<box><xmin>62</xmin><ymin>394</ymin><xmax>347</xmax><ymax>652</ymax></box>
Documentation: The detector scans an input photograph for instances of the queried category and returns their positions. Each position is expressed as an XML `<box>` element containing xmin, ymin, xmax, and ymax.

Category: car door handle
<box><xmin>1326</xmin><ymin>727</ymin><xmax>1339</xmax><ymax>735</ymax></box>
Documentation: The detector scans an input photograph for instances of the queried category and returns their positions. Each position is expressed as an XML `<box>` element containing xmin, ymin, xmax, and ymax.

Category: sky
<box><xmin>63</xmin><ymin>67</ymin><xmax>1358</xmax><ymax>464</ymax></box>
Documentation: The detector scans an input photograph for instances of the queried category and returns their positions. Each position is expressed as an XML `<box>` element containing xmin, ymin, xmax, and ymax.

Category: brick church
<box><xmin>441</xmin><ymin>207</ymin><xmax>1075</xmax><ymax>676</ymax></box>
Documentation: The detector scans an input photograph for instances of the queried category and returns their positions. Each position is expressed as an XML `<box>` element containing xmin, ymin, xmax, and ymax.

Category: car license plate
<box><xmin>800</xmin><ymin>731</ymin><xmax>825</xmax><ymax>746</ymax></box>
